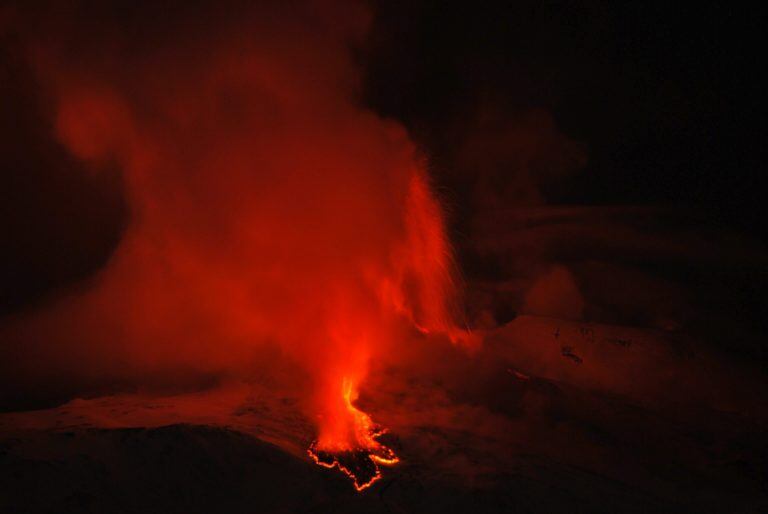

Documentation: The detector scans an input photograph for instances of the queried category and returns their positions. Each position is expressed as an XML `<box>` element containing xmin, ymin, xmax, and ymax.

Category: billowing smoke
<box><xmin>0</xmin><ymin>0</ymin><xmax>470</xmax><ymax>452</ymax></box>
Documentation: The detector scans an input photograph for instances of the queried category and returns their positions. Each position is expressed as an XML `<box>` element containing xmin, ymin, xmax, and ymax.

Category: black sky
<box><xmin>362</xmin><ymin>1</ymin><xmax>765</xmax><ymax>225</ymax></box>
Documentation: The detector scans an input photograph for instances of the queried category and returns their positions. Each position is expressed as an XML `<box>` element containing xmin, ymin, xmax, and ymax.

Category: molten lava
<box><xmin>308</xmin><ymin>378</ymin><xmax>398</xmax><ymax>490</ymax></box>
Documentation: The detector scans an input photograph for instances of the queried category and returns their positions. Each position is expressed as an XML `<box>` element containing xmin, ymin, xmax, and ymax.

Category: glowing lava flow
<box><xmin>308</xmin><ymin>379</ymin><xmax>399</xmax><ymax>491</ymax></box>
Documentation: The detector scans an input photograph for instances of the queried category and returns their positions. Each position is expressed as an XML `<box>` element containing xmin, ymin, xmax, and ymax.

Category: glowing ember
<box><xmin>308</xmin><ymin>378</ymin><xmax>399</xmax><ymax>490</ymax></box>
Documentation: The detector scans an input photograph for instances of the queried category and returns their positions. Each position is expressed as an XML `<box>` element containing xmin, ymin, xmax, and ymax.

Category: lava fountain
<box><xmin>308</xmin><ymin>378</ymin><xmax>399</xmax><ymax>491</ymax></box>
<box><xmin>1</xmin><ymin>0</ymin><xmax>473</xmax><ymax>491</ymax></box>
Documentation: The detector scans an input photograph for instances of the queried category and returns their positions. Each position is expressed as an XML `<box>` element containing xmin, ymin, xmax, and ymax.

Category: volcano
<box><xmin>1</xmin><ymin>1</ymin><xmax>767</xmax><ymax>513</ymax></box>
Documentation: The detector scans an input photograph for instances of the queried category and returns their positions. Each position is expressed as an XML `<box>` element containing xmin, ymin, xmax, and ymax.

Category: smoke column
<box><xmin>0</xmin><ymin>0</ymin><xmax>471</xmax><ymax>462</ymax></box>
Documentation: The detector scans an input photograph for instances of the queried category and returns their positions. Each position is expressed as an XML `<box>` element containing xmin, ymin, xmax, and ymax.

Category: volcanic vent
<box><xmin>307</xmin><ymin>378</ymin><xmax>399</xmax><ymax>490</ymax></box>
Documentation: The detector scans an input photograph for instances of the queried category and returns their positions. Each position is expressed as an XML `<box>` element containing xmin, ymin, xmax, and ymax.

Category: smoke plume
<box><xmin>0</xmin><ymin>0</ymin><xmax>470</xmax><ymax>450</ymax></box>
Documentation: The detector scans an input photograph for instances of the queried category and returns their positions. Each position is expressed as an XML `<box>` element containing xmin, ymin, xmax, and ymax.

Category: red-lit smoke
<box><xmin>0</xmin><ymin>0</ymin><xmax>471</xmax><ymax>469</ymax></box>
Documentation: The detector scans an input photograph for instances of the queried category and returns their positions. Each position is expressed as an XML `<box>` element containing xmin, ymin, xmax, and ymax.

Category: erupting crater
<box><xmin>307</xmin><ymin>378</ymin><xmax>399</xmax><ymax>490</ymax></box>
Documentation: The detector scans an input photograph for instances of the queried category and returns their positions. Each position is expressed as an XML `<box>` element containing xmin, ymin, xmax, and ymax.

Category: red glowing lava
<box><xmin>308</xmin><ymin>378</ymin><xmax>399</xmax><ymax>491</ymax></box>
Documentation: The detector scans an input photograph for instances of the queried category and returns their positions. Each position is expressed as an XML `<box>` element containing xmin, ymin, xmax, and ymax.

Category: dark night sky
<box><xmin>362</xmin><ymin>1</ymin><xmax>765</xmax><ymax>223</ymax></box>
<box><xmin>0</xmin><ymin>0</ymin><xmax>765</xmax><ymax>317</ymax></box>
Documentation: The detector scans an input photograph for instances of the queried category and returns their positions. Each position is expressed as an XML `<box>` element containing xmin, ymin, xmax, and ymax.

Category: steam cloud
<box><xmin>0</xmin><ymin>0</ymin><xmax>470</xmax><ymax>446</ymax></box>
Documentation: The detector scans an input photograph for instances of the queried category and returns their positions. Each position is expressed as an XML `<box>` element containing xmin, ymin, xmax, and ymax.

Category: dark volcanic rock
<box><xmin>0</xmin><ymin>424</ymin><xmax>336</xmax><ymax>514</ymax></box>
